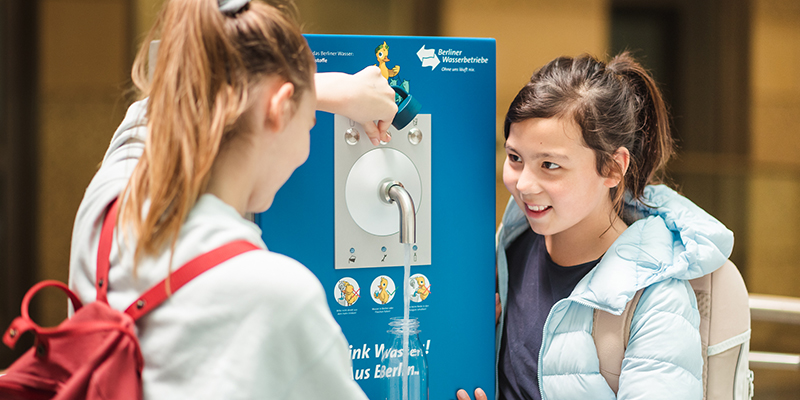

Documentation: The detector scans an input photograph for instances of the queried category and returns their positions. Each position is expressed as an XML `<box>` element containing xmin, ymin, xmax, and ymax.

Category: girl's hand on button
<box><xmin>315</xmin><ymin>66</ymin><xmax>398</xmax><ymax>146</ymax></box>
<box><xmin>456</xmin><ymin>388</ymin><xmax>487</xmax><ymax>400</ymax></box>
<box><xmin>350</xmin><ymin>66</ymin><xmax>397</xmax><ymax>145</ymax></box>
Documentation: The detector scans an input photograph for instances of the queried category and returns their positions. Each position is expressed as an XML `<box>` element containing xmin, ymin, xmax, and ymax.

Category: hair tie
<box><xmin>219</xmin><ymin>0</ymin><xmax>250</xmax><ymax>14</ymax></box>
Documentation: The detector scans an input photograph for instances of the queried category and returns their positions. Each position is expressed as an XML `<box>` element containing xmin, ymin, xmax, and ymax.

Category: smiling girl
<box><xmin>459</xmin><ymin>53</ymin><xmax>733</xmax><ymax>400</ymax></box>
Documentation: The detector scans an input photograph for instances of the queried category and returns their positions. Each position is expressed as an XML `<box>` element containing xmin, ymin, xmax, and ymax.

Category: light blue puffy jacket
<box><xmin>496</xmin><ymin>185</ymin><xmax>734</xmax><ymax>400</ymax></box>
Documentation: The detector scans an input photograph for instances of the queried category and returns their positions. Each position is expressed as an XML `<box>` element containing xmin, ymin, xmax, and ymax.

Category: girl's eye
<box><xmin>507</xmin><ymin>154</ymin><xmax>521</xmax><ymax>163</ymax></box>
<box><xmin>542</xmin><ymin>161</ymin><xmax>560</xmax><ymax>170</ymax></box>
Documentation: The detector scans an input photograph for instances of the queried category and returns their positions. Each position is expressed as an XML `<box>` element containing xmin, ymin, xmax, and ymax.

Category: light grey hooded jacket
<box><xmin>496</xmin><ymin>185</ymin><xmax>734</xmax><ymax>399</ymax></box>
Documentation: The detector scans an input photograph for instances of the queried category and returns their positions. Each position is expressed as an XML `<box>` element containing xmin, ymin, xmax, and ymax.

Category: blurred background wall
<box><xmin>1</xmin><ymin>0</ymin><xmax>798</xmax><ymax>397</ymax></box>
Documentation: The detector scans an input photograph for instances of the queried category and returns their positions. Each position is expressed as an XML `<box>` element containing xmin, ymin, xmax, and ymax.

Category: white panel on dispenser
<box><xmin>334</xmin><ymin>114</ymin><xmax>432</xmax><ymax>269</ymax></box>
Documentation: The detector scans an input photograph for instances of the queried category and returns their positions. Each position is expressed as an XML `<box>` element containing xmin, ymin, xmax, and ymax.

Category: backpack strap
<box><xmin>592</xmin><ymin>288</ymin><xmax>644</xmax><ymax>394</ymax></box>
<box><xmin>94</xmin><ymin>197</ymin><xmax>260</xmax><ymax>321</ymax></box>
<box><xmin>96</xmin><ymin>198</ymin><xmax>121</xmax><ymax>303</ymax></box>
<box><xmin>124</xmin><ymin>240</ymin><xmax>259</xmax><ymax>320</ymax></box>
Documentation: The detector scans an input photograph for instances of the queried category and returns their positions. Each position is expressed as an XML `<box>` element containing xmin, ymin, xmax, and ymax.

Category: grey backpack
<box><xmin>593</xmin><ymin>260</ymin><xmax>754</xmax><ymax>399</ymax></box>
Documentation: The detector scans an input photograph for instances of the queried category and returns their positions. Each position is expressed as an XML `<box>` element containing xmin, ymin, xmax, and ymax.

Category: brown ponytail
<box><xmin>122</xmin><ymin>0</ymin><xmax>314</xmax><ymax>264</ymax></box>
<box><xmin>606</xmin><ymin>53</ymin><xmax>673</xmax><ymax>205</ymax></box>
<box><xmin>504</xmin><ymin>52</ymin><xmax>674</xmax><ymax>215</ymax></box>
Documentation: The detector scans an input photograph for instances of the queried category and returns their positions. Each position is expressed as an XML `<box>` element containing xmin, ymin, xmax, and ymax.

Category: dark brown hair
<box><xmin>504</xmin><ymin>52</ymin><xmax>674</xmax><ymax>213</ymax></box>
<box><xmin>122</xmin><ymin>0</ymin><xmax>315</xmax><ymax>265</ymax></box>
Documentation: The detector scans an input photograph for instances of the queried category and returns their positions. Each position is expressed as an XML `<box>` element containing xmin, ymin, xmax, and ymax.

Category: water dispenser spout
<box><xmin>380</xmin><ymin>180</ymin><xmax>416</xmax><ymax>244</ymax></box>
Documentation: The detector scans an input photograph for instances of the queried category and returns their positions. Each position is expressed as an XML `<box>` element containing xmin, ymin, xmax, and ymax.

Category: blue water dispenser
<box><xmin>257</xmin><ymin>34</ymin><xmax>496</xmax><ymax>399</ymax></box>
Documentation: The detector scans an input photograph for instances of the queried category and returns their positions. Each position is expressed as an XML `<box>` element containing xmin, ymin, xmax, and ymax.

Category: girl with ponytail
<box><xmin>459</xmin><ymin>53</ymin><xmax>733</xmax><ymax>400</ymax></box>
<box><xmin>68</xmin><ymin>0</ymin><xmax>394</xmax><ymax>398</ymax></box>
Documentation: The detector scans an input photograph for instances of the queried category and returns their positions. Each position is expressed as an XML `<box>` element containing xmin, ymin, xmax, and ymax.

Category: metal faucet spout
<box><xmin>380</xmin><ymin>181</ymin><xmax>416</xmax><ymax>244</ymax></box>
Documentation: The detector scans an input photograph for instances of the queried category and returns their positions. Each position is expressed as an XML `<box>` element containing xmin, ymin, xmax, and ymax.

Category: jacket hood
<box><xmin>500</xmin><ymin>185</ymin><xmax>734</xmax><ymax>314</ymax></box>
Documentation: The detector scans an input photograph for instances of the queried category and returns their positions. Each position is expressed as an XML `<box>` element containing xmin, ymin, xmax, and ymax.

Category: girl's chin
<box><xmin>526</xmin><ymin>217</ymin><xmax>568</xmax><ymax>238</ymax></box>
<box><xmin>525</xmin><ymin>221</ymin><xmax>547</xmax><ymax>236</ymax></box>
<box><xmin>249</xmin><ymin>197</ymin><xmax>274</xmax><ymax>215</ymax></box>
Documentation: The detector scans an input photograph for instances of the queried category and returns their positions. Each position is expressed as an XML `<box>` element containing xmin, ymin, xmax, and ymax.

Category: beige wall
<box><xmin>297</xmin><ymin>1</ymin><xmax>419</xmax><ymax>36</ymax></box>
<box><xmin>37</xmin><ymin>0</ymin><xmax>131</xmax><ymax>325</ymax></box>
<box><xmin>134</xmin><ymin>0</ymin><xmax>163</xmax><ymax>42</ymax></box>
<box><xmin>750</xmin><ymin>0</ymin><xmax>800</xmax><ymax>167</ymax></box>
<box><xmin>748</xmin><ymin>1</ymin><xmax>800</xmax><ymax>393</ymax></box>
<box><xmin>748</xmin><ymin>0</ymin><xmax>800</xmax><ymax>298</ymax></box>
<box><xmin>440</xmin><ymin>0</ymin><xmax>609</xmax><ymax>226</ymax></box>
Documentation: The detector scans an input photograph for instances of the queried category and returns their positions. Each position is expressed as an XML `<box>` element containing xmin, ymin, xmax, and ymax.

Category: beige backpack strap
<box><xmin>690</xmin><ymin>260</ymin><xmax>753</xmax><ymax>400</ymax></box>
<box><xmin>593</xmin><ymin>288</ymin><xmax>645</xmax><ymax>394</ymax></box>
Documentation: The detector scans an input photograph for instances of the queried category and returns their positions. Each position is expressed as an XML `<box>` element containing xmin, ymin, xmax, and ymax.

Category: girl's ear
<box><xmin>264</xmin><ymin>81</ymin><xmax>295</xmax><ymax>133</ymax></box>
<box><xmin>605</xmin><ymin>147</ymin><xmax>630</xmax><ymax>188</ymax></box>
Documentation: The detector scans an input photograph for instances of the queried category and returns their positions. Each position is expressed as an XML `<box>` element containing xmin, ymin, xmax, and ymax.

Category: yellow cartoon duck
<box><xmin>413</xmin><ymin>276</ymin><xmax>430</xmax><ymax>301</ymax></box>
<box><xmin>338</xmin><ymin>280</ymin><xmax>358</xmax><ymax>306</ymax></box>
<box><xmin>375</xmin><ymin>41</ymin><xmax>400</xmax><ymax>80</ymax></box>
<box><xmin>374</xmin><ymin>277</ymin><xmax>390</xmax><ymax>304</ymax></box>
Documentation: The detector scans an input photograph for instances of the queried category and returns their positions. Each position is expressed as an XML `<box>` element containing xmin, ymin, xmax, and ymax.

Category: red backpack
<box><xmin>0</xmin><ymin>199</ymin><xmax>258</xmax><ymax>399</ymax></box>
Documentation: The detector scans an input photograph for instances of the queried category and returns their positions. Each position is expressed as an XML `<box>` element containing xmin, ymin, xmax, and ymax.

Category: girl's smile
<box><xmin>524</xmin><ymin>203</ymin><xmax>552</xmax><ymax>217</ymax></box>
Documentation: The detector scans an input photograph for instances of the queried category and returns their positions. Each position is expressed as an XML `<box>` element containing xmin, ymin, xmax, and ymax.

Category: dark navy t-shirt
<box><xmin>498</xmin><ymin>229</ymin><xmax>600</xmax><ymax>400</ymax></box>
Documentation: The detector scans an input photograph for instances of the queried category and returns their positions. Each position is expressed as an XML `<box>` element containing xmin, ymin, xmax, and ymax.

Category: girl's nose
<box><xmin>516</xmin><ymin>168</ymin><xmax>542</xmax><ymax>196</ymax></box>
